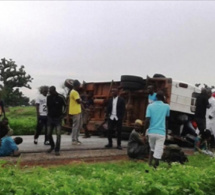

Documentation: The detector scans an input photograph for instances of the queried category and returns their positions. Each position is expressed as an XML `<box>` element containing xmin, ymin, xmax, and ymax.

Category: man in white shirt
<box><xmin>105</xmin><ymin>88</ymin><xmax>125</xmax><ymax>150</ymax></box>
<box><xmin>34</xmin><ymin>86</ymin><xmax>49</xmax><ymax>145</ymax></box>
<box><xmin>206</xmin><ymin>89</ymin><xmax>215</xmax><ymax>147</ymax></box>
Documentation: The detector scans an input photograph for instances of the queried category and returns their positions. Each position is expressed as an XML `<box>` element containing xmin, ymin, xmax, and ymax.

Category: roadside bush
<box><xmin>0</xmin><ymin>154</ymin><xmax>215</xmax><ymax>195</ymax></box>
<box><xmin>5</xmin><ymin>106</ymin><xmax>36</xmax><ymax>135</ymax></box>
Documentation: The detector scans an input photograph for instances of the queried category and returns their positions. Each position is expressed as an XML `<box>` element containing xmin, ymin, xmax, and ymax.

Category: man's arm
<box><xmin>121</xmin><ymin>98</ymin><xmax>126</xmax><ymax>117</ymax></box>
<box><xmin>76</xmin><ymin>99</ymin><xmax>82</xmax><ymax>104</ymax></box>
<box><xmin>11</xmin><ymin>150</ymin><xmax>21</xmax><ymax>157</ymax></box>
<box><xmin>7</xmin><ymin>138</ymin><xmax>20</xmax><ymax>157</ymax></box>
<box><xmin>144</xmin><ymin>117</ymin><xmax>150</xmax><ymax>136</ymax></box>
<box><xmin>35</xmin><ymin>103</ymin><xmax>40</xmax><ymax>118</ymax></box>
<box><xmin>105</xmin><ymin>99</ymin><xmax>111</xmax><ymax>120</ymax></box>
<box><xmin>60</xmin><ymin>95</ymin><xmax>67</xmax><ymax>116</ymax></box>
<box><xmin>165</xmin><ymin>117</ymin><xmax>169</xmax><ymax>139</ymax></box>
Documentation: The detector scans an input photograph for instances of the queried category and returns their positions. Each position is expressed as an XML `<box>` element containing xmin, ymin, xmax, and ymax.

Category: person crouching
<box><xmin>127</xmin><ymin>119</ymin><xmax>149</xmax><ymax>160</ymax></box>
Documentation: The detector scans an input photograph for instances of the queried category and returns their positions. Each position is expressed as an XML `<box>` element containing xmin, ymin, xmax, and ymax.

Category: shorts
<box><xmin>148</xmin><ymin>134</ymin><xmax>165</xmax><ymax>159</ymax></box>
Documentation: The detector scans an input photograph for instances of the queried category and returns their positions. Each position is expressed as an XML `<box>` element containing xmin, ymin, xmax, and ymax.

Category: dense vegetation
<box><xmin>0</xmin><ymin>58</ymin><xmax>33</xmax><ymax>106</ymax></box>
<box><xmin>6</xmin><ymin>106</ymin><xmax>36</xmax><ymax>135</ymax></box>
<box><xmin>0</xmin><ymin>154</ymin><xmax>215</xmax><ymax>195</ymax></box>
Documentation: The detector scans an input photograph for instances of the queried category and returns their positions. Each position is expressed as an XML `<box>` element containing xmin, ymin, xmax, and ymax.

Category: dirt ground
<box><xmin>1</xmin><ymin>148</ymin><xmax>194</xmax><ymax>167</ymax></box>
<box><xmin>1</xmin><ymin>148</ymin><xmax>130</xmax><ymax>167</ymax></box>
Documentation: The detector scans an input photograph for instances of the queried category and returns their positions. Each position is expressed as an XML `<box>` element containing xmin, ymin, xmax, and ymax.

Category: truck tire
<box><xmin>64</xmin><ymin>79</ymin><xmax>74</xmax><ymax>89</ymax></box>
<box><xmin>153</xmin><ymin>74</ymin><xmax>166</xmax><ymax>78</ymax></box>
<box><xmin>120</xmin><ymin>81</ymin><xmax>144</xmax><ymax>90</ymax></box>
<box><xmin>121</xmin><ymin>75</ymin><xmax>144</xmax><ymax>84</ymax></box>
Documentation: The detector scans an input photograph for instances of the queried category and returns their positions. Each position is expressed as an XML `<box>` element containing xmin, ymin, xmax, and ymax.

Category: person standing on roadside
<box><xmin>0</xmin><ymin>95</ymin><xmax>6</xmax><ymax>118</ymax></box>
<box><xmin>34</xmin><ymin>86</ymin><xmax>49</xmax><ymax>145</ymax></box>
<box><xmin>206</xmin><ymin>89</ymin><xmax>215</xmax><ymax>147</ymax></box>
<box><xmin>195</xmin><ymin>88</ymin><xmax>210</xmax><ymax>136</ymax></box>
<box><xmin>69</xmin><ymin>80</ymin><xmax>82</xmax><ymax>145</ymax></box>
<box><xmin>81</xmin><ymin>92</ymin><xmax>94</xmax><ymax>138</ymax></box>
<box><xmin>147</xmin><ymin>85</ymin><xmax>157</xmax><ymax>104</ymax></box>
<box><xmin>105</xmin><ymin>88</ymin><xmax>125</xmax><ymax>150</ymax></box>
<box><xmin>144</xmin><ymin>91</ymin><xmax>170</xmax><ymax>168</ymax></box>
<box><xmin>46</xmin><ymin>86</ymin><xmax>66</xmax><ymax>156</ymax></box>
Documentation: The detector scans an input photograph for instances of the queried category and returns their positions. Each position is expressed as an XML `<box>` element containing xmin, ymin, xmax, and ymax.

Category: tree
<box><xmin>0</xmin><ymin>58</ymin><xmax>33</xmax><ymax>106</ymax></box>
<box><xmin>30</xmin><ymin>99</ymin><xmax>36</xmax><ymax>106</ymax></box>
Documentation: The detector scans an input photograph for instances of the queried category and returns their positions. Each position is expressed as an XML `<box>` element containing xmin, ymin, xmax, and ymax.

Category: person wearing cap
<box><xmin>127</xmin><ymin>119</ymin><xmax>149</xmax><ymax>160</ymax></box>
<box><xmin>144</xmin><ymin>91</ymin><xmax>170</xmax><ymax>168</ymax></box>
<box><xmin>69</xmin><ymin>80</ymin><xmax>82</xmax><ymax>145</ymax></box>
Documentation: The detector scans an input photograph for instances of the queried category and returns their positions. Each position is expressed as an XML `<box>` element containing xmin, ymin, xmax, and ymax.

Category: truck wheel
<box><xmin>121</xmin><ymin>75</ymin><xmax>144</xmax><ymax>84</ymax></box>
<box><xmin>120</xmin><ymin>81</ymin><xmax>144</xmax><ymax>90</ymax></box>
<box><xmin>64</xmin><ymin>79</ymin><xmax>74</xmax><ymax>89</ymax></box>
<box><xmin>153</xmin><ymin>74</ymin><xmax>166</xmax><ymax>78</ymax></box>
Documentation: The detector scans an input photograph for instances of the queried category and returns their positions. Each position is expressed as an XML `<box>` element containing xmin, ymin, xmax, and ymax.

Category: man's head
<box><xmin>147</xmin><ymin>85</ymin><xmax>154</xmax><ymax>95</ymax></box>
<box><xmin>73</xmin><ymin>80</ymin><xmax>81</xmax><ymax>90</ymax></box>
<box><xmin>156</xmin><ymin>90</ymin><xmax>165</xmax><ymax>101</ymax></box>
<box><xmin>39</xmin><ymin>86</ymin><xmax>49</xmax><ymax>96</ymax></box>
<box><xmin>134</xmin><ymin>119</ymin><xmax>143</xmax><ymax>132</ymax></box>
<box><xmin>207</xmin><ymin>88</ymin><xmax>212</xmax><ymax>98</ymax></box>
<box><xmin>201</xmin><ymin>88</ymin><xmax>208</xmax><ymax>95</ymax></box>
<box><xmin>13</xmin><ymin>137</ymin><xmax>23</xmax><ymax>145</ymax></box>
<box><xmin>49</xmin><ymin>86</ymin><xmax>57</xmax><ymax>95</ymax></box>
<box><xmin>111</xmin><ymin>88</ymin><xmax>119</xmax><ymax>98</ymax></box>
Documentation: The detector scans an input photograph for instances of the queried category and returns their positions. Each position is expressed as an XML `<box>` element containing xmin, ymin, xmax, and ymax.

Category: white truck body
<box><xmin>170</xmin><ymin>80</ymin><xmax>201</xmax><ymax>115</ymax></box>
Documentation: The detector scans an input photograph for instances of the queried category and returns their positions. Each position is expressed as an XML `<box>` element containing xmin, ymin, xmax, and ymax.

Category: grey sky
<box><xmin>1</xmin><ymin>1</ymin><xmax>215</xmax><ymax>100</ymax></box>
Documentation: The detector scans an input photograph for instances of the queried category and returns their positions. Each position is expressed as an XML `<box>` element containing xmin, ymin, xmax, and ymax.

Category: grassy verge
<box><xmin>6</xmin><ymin>106</ymin><xmax>36</xmax><ymax>135</ymax></box>
<box><xmin>0</xmin><ymin>154</ymin><xmax>215</xmax><ymax>195</ymax></box>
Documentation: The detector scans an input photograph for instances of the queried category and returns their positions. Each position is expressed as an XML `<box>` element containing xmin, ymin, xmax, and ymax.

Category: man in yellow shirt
<box><xmin>69</xmin><ymin>80</ymin><xmax>82</xmax><ymax>145</ymax></box>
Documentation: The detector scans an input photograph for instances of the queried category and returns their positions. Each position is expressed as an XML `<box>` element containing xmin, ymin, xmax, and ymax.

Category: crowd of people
<box><xmin>127</xmin><ymin>86</ymin><xmax>215</xmax><ymax>167</ymax></box>
<box><xmin>0</xmin><ymin>81</ymin><xmax>215</xmax><ymax>166</ymax></box>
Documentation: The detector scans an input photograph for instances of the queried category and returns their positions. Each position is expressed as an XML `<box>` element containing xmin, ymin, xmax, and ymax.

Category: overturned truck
<box><xmin>64</xmin><ymin>75</ymin><xmax>201</xmax><ymax>146</ymax></box>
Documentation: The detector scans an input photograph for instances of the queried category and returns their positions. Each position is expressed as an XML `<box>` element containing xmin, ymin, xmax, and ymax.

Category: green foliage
<box><xmin>0</xmin><ymin>155</ymin><xmax>215</xmax><ymax>194</ymax></box>
<box><xmin>0</xmin><ymin>58</ymin><xmax>33</xmax><ymax>106</ymax></box>
<box><xmin>6</xmin><ymin>106</ymin><xmax>36</xmax><ymax>135</ymax></box>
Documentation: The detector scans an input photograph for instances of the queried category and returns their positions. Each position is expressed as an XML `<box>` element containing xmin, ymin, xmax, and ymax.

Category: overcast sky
<box><xmin>1</xmin><ymin>1</ymin><xmax>215</xmax><ymax>100</ymax></box>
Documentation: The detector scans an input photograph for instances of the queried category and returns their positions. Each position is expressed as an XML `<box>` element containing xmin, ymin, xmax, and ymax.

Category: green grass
<box><xmin>0</xmin><ymin>154</ymin><xmax>215</xmax><ymax>195</ymax></box>
<box><xmin>6</xmin><ymin>106</ymin><xmax>36</xmax><ymax>135</ymax></box>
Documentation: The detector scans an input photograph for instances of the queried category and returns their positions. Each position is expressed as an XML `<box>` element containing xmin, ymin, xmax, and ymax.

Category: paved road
<box><xmin>16</xmin><ymin>134</ymin><xmax>128</xmax><ymax>153</ymax></box>
<box><xmin>0</xmin><ymin>134</ymin><xmax>129</xmax><ymax>165</ymax></box>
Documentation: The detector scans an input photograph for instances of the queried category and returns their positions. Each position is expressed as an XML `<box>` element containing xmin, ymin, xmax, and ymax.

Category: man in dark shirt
<box><xmin>195</xmin><ymin>88</ymin><xmax>210</xmax><ymax>136</ymax></box>
<box><xmin>0</xmin><ymin>117</ymin><xmax>11</xmax><ymax>139</ymax></box>
<box><xmin>46</xmin><ymin>86</ymin><xmax>67</xmax><ymax>156</ymax></box>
